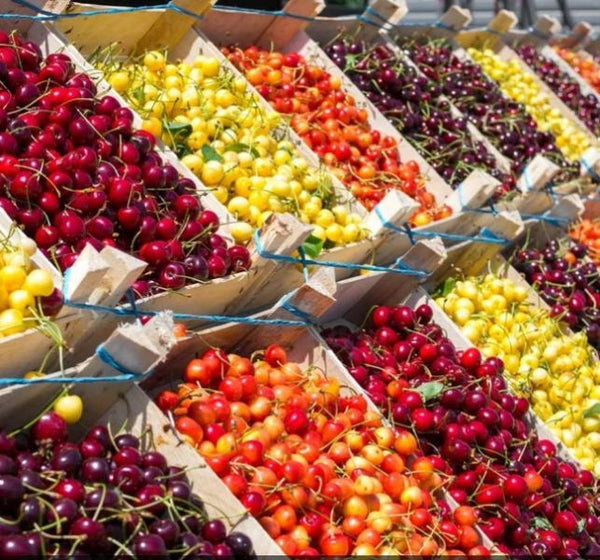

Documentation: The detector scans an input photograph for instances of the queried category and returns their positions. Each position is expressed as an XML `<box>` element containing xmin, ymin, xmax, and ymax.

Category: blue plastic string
<box><xmin>520</xmin><ymin>212</ymin><xmax>571</xmax><ymax>226</ymax></box>
<box><xmin>61</xmin><ymin>267</ymin><xmax>311</xmax><ymax>326</ymax></box>
<box><xmin>252</xmin><ymin>230</ymin><xmax>428</xmax><ymax>277</ymax></box>
<box><xmin>2</xmin><ymin>0</ymin><xmax>476</xmax><ymax>31</ymax></box>
<box><xmin>279</xmin><ymin>292</ymin><xmax>318</xmax><ymax>324</ymax></box>
<box><xmin>580</xmin><ymin>153</ymin><xmax>600</xmax><ymax>183</ymax></box>
<box><xmin>95</xmin><ymin>344</ymin><xmax>145</xmax><ymax>377</ymax></box>
<box><xmin>0</xmin><ymin>344</ymin><xmax>143</xmax><ymax>385</ymax></box>
<box><xmin>373</xmin><ymin>206</ymin><xmax>507</xmax><ymax>245</ymax></box>
<box><xmin>297</xmin><ymin>246</ymin><xmax>310</xmax><ymax>284</ymax></box>
<box><xmin>0</xmin><ymin>374</ymin><xmax>135</xmax><ymax>385</ymax></box>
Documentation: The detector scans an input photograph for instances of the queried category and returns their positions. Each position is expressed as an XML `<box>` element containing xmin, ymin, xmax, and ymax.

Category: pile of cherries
<box><xmin>396</xmin><ymin>38</ymin><xmax>580</xmax><ymax>184</ymax></box>
<box><xmin>323</xmin><ymin>303</ymin><xmax>600</xmax><ymax>558</ymax></box>
<box><xmin>517</xmin><ymin>45</ymin><xmax>600</xmax><ymax>138</ymax></box>
<box><xmin>0</xmin><ymin>31</ymin><xmax>250</xmax><ymax>300</ymax></box>
<box><xmin>325</xmin><ymin>39</ymin><xmax>516</xmax><ymax>200</ymax></box>
<box><xmin>224</xmin><ymin>46</ymin><xmax>451</xmax><ymax>226</ymax></box>
<box><xmin>0</xmin><ymin>411</ymin><xmax>255</xmax><ymax>558</ymax></box>
<box><xmin>511</xmin><ymin>239</ymin><xmax>600</xmax><ymax>349</ymax></box>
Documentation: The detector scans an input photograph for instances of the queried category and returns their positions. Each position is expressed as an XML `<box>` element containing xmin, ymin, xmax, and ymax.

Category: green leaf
<box><xmin>164</xmin><ymin>121</ymin><xmax>193</xmax><ymax>138</ymax></box>
<box><xmin>531</xmin><ymin>517</ymin><xmax>552</xmax><ymax>530</ymax></box>
<box><xmin>227</xmin><ymin>142</ymin><xmax>260</xmax><ymax>158</ymax></box>
<box><xmin>583</xmin><ymin>403</ymin><xmax>600</xmax><ymax>418</ymax></box>
<box><xmin>176</xmin><ymin>143</ymin><xmax>193</xmax><ymax>158</ymax></box>
<box><xmin>414</xmin><ymin>381</ymin><xmax>444</xmax><ymax>402</ymax></box>
<box><xmin>301</xmin><ymin>235</ymin><xmax>324</xmax><ymax>259</ymax></box>
<box><xmin>201</xmin><ymin>144</ymin><xmax>224</xmax><ymax>163</ymax></box>
<box><xmin>432</xmin><ymin>277</ymin><xmax>457</xmax><ymax>299</ymax></box>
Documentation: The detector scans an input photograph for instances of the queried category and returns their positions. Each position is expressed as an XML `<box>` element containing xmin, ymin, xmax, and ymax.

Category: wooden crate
<box><xmin>498</xmin><ymin>15</ymin><xmax>600</xmax><ymax>125</ymax></box>
<box><xmin>407</xmin><ymin>286</ymin><xmax>581</xmax><ymax>466</ymax></box>
<box><xmin>135</xmin><ymin>251</ymin><xmax>504</xmax><ymax>556</ymax></box>
<box><xmin>54</xmin><ymin>2</ymin><xmax>386</xmax><ymax>280</ymax></box>
<box><xmin>0</xmin><ymin>205</ymin><xmax>150</xmax><ymax>377</ymax></box>
<box><xmin>304</xmin><ymin>3</ymin><xmax>508</xmax><ymax>213</ymax></box>
<box><xmin>55</xmin><ymin>0</ymin><xmax>520</xmax><ymax>286</ymax></box>
<box><xmin>0</xmin><ymin>314</ymin><xmax>282</xmax><ymax>556</ymax></box>
<box><xmin>418</xmin><ymin>220</ymin><xmax>600</xmax><ymax>467</ymax></box>
<box><xmin>315</xmin><ymin>254</ymin><xmax>588</xmax><ymax>490</ymax></box>
<box><xmin>0</xmin><ymin>16</ymin><xmax>321</xmax><ymax>344</ymax></box>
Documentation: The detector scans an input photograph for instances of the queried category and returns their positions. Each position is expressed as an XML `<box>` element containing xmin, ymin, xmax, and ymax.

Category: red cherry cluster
<box><xmin>0</xmin><ymin>32</ymin><xmax>250</xmax><ymax>299</ymax></box>
<box><xmin>223</xmin><ymin>46</ymin><xmax>451</xmax><ymax>226</ymax></box>
<box><xmin>0</xmin><ymin>411</ymin><xmax>255</xmax><ymax>558</ymax></box>
<box><xmin>322</xmin><ymin>303</ymin><xmax>600</xmax><ymax>558</ymax></box>
<box><xmin>156</xmin><ymin>346</ymin><xmax>492</xmax><ymax>556</ymax></box>
<box><xmin>325</xmin><ymin>40</ymin><xmax>517</xmax><ymax>200</ymax></box>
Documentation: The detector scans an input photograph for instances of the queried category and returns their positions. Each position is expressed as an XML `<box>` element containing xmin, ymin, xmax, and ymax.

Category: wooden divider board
<box><xmin>58</xmin><ymin>0</ymin><xmax>217</xmax><ymax>53</ymax></box>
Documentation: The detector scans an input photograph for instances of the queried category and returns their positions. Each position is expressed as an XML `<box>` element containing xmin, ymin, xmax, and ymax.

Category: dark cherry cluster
<box><xmin>0</xmin><ymin>411</ymin><xmax>255</xmax><ymax>558</ymax></box>
<box><xmin>511</xmin><ymin>239</ymin><xmax>600</xmax><ymax>349</ymax></box>
<box><xmin>395</xmin><ymin>38</ymin><xmax>580</xmax><ymax>183</ymax></box>
<box><xmin>325</xmin><ymin>39</ymin><xmax>518</xmax><ymax>200</ymax></box>
<box><xmin>0</xmin><ymin>31</ymin><xmax>250</xmax><ymax>300</ymax></box>
<box><xmin>323</xmin><ymin>303</ymin><xmax>600</xmax><ymax>558</ymax></box>
<box><xmin>517</xmin><ymin>45</ymin><xmax>600</xmax><ymax>138</ymax></box>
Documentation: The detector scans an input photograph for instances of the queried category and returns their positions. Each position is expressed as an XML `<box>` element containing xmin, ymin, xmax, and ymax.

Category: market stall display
<box><xmin>0</xmin><ymin>0</ymin><xmax>599</xmax><ymax>557</ymax></box>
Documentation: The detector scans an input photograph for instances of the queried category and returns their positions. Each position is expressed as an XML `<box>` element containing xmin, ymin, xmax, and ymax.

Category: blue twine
<box><xmin>373</xmin><ymin>206</ymin><xmax>507</xmax><ymax>245</ymax></box>
<box><xmin>526</xmin><ymin>26</ymin><xmax>552</xmax><ymax>40</ymax></box>
<box><xmin>2</xmin><ymin>0</ymin><xmax>473</xmax><ymax>31</ymax></box>
<box><xmin>61</xmin><ymin>267</ymin><xmax>310</xmax><ymax>327</ymax></box>
<box><xmin>1</xmin><ymin>0</ymin><xmax>207</xmax><ymax>20</ymax></box>
<box><xmin>252</xmin><ymin>229</ymin><xmax>428</xmax><ymax>277</ymax></box>
<box><xmin>297</xmin><ymin>246</ymin><xmax>310</xmax><ymax>284</ymax></box>
<box><xmin>95</xmin><ymin>343</ymin><xmax>145</xmax><ymax>377</ymax></box>
<box><xmin>125</xmin><ymin>288</ymin><xmax>141</xmax><ymax>321</ymax></box>
<box><xmin>520</xmin><ymin>212</ymin><xmax>571</xmax><ymax>226</ymax></box>
<box><xmin>0</xmin><ymin>374</ymin><xmax>135</xmax><ymax>385</ymax></box>
<box><xmin>580</xmin><ymin>154</ymin><xmax>600</xmax><ymax>183</ymax></box>
<box><xmin>0</xmin><ymin>344</ymin><xmax>143</xmax><ymax>386</ymax></box>
<box><xmin>280</xmin><ymin>292</ymin><xmax>317</xmax><ymax>324</ymax></box>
